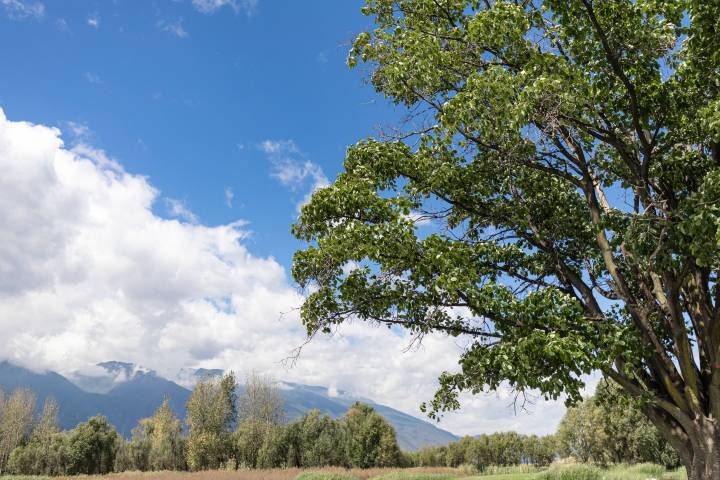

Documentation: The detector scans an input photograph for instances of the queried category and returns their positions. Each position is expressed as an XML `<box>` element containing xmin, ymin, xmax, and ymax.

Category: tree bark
<box><xmin>686</xmin><ymin>418</ymin><xmax>720</xmax><ymax>480</ymax></box>
<box><xmin>652</xmin><ymin>412</ymin><xmax>720</xmax><ymax>480</ymax></box>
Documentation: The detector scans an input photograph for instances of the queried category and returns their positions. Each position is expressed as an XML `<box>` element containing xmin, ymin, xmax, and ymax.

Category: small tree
<box><xmin>557</xmin><ymin>397</ymin><xmax>607</xmax><ymax>463</ymax></box>
<box><xmin>185</xmin><ymin>372</ymin><xmax>237</xmax><ymax>470</ymax></box>
<box><xmin>298</xmin><ymin>409</ymin><xmax>347</xmax><ymax>467</ymax></box>
<box><xmin>343</xmin><ymin>402</ymin><xmax>401</xmax><ymax>468</ymax></box>
<box><xmin>66</xmin><ymin>415</ymin><xmax>119</xmax><ymax>475</ymax></box>
<box><xmin>292</xmin><ymin>1</ymin><xmax>720</xmax><ymax>478</ymax></box>
<box><xmin>0</xmin><ymin>388</ymin><xmax>36</xmax><ymax>473</ymax></box>
<box><xmin>594</xmin><ymin>379</ymin><xmax>679</xmax><ymax>467</ymax></box>
<box><xmin>235</xmin><ymin>373</ymin><xmax>285</xmax><ymax>468</ymax></box>
<box><xmin>11</xmin><ymin>398</ymin><xmax>61</xmax><ymax>475</ymax></box>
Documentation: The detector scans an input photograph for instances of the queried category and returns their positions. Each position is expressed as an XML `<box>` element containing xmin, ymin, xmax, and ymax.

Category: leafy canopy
<box><xmin>291</xmin><ymin>0</ymin><xmax>720</xmax><ymax>447</ymax></box>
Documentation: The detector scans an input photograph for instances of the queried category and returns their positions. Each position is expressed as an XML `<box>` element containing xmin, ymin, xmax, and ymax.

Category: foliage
<box><xmin>345</xmin><ymin>402</ymin><xmax>401</xmax><ymax>468</ymax></box>
<box><xmin>414</xmin><ymin>433</ymin><xmax>553</xmax><ymax>470</ymax></box>
<box><xmin>65</xmin><ymin>415</ymin><xmax>119</xmax><ymax>475</ymax></box>
<box><xmin>114</xmin><ymin>398</ymin><xmax>186</xmax><ymax>472</ymax></box>
<box><xmin>292</xmin><ymin>0</ymin><xmax>720</xmax><ymax>476</ymax></box>
<box><xmin>6</xmin><ymin>399</ymin><xmax>68</xmax><ymax>476</ymax></box>
<box><xmin>284</xmin><ymin>409</ymin><xmax>348</xmax><ymax>468</ymax></box>
<box><xmin>235</xmin><ymin>373</ymin><xmax>285</xmax><ymax>468</ymax></box>
<box><xmin>0</xmin><ymin>388</ymin><xmax>36</xmax><ymax>473</ymax></box>
<box><xmin>556</xmin><ymin>398</ymin><xmax>606</xmax><ymax>463</ymax></box>
<box><xmin>185</xmin><ymin>372</ymin><xmax>237</xmax><ymax>471</ymax></box>
<box><xmin>593</xmin><ymin>381</ymin><xmax>679</xmax><ymax>468</ymax></box>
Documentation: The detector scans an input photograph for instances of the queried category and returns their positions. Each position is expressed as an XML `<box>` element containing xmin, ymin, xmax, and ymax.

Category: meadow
<box><xmin>0</xmin><ymin>463</ymin><xmax>688</xmax><ymax>480</ymax></box>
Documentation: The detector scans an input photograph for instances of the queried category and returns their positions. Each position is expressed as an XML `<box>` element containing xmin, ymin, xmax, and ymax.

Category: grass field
<box><xmin>0</xmin><ymin>464</ymin><xmax>688</xmax><ymax>480</ymax></box>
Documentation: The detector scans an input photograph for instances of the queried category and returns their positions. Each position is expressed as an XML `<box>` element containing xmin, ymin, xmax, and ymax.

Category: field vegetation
<box><xmin>0</xmin><ymin>376</ymin><xmax>684</xmax><ymax>479</ymax></box>
<box><xmin>0</xmin><ymin>463</ymin><xmax>689</xmax><ymax>480</ymax></box>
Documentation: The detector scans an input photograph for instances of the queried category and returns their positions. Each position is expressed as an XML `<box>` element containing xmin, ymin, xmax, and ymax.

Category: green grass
<box><xmin>466</xmin><ymin>474</ymin><xmax>536</xmax><ymax>480</ymax></box>
<box><xmin>0</xmin><ymin>477</ymin><xmax>52</xmax><ymax>480</ymax></box>
<box><xmin>370</xmin><ymin>473</ymin><xmax>459</xmax><ymax>480</ymax></box>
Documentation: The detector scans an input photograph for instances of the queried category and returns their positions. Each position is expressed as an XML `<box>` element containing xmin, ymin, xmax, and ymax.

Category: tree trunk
<box><xmin>686</xmin><ymin>419</ymin><xmax>720</xmax><ymax>480</ymax></box>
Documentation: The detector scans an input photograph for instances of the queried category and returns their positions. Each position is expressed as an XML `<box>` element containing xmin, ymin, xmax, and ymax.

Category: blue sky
<box><xmin>0</xmin><ymin>0</ymin><xmax>398</xmax><ymax>267</ymax></box>
<box><xmin>0</xmin><ymin>0</ymin><xmax>574</xmax><ymax>436</ymax></box>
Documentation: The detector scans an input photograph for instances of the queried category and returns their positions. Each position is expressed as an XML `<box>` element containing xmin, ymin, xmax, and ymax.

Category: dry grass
<box><xmin>55</xmin><ymin>467</ymin><xmax>465</xmax><ymax>480</ymax></box>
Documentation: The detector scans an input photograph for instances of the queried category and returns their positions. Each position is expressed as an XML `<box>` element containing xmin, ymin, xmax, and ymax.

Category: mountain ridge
<box><xmin>0</xmin><ymin>361</ymin><xmax>458</xmax><ymax>451</ymax></box>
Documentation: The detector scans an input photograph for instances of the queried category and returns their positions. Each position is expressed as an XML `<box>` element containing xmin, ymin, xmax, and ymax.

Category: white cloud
<box><xmin>87</xmin><ymin>14</ymin><xmax>99</xmax><ymax>28</ymax></box>
<box><xmin>84</xmin><ymin>72</ymin><xmax>101</xmax><ymax>84</ymax></box>
<box><xmin>225</xmin><ymin>187</ymin><xmax>234</xmax><ymax>208</ymax></box>
<box><xmin>55</xmin><ymin>18</ymin><xmax>70</xmax><ymax>32</ymax></box>
<box><xmin>1</xmin><ymin>0</ymin><xmax>43</xmax><ymax>19</ymax></box>
<box><xmin>261</xmin><ymin>139</ymin><xmax>329</xmax><ymax>212</ymax></box>
<box><xmin>191</xmin><ymin>0</ymin><xmax>257</xmax><ymax>16</ymax></box>
<box><xmin>165</xmin><ymin>198</ymin><xmax>199</xmax><ymax>224</ymax></box>
<box><xmin>0</xmin><ymin>109</ymin><xmax>571</xmax><ymax>437</ymax></box>
<box><xmin>65</xmin><ymin>121</ymin><xmax>92</xmax><ymax>142</ymax></box>
<box><xmin>157</xmin><ymin>18</ymin><xmax>188</xmax><ymax>38</ymax></box>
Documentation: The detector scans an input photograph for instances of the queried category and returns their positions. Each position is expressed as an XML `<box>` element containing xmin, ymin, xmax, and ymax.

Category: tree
<box><xmin>185</xmin><ymin>372</ymin><xmax>237</xmax><ymax>470</ymax></box>
<box><xmin>292</xmin><ymin>1</ymin><xmax>720</xmax><ymax>478</ymax></box>
<box><xmin>66</xmin><ymin>415</ymin><xmax>119</xmax><ymax>475</ymax></box>
<box><xmin>8</xmin><ymin>398</ymin><xmax>62</xmax><ymax>475</ymax></box>
<box><xmin>556</xmin><ymin>397</ymin><xmax>607</xmax><ymax>463</ymax></box>
<box><xmin>594</xmin><ymin>379</ymin><xmax>679</xmax><ymax>467</ymax></box>
<box><xmin>119</xmin><ymin>398</ymin><xmax>186</xmax><ymax>471</ymax></box>
<box><xmin>287</xmin><ymin>409</ymin><xmax>347</xmax><ymax>468</ymax></box>
<box><xmin>235</xmin><ymin>373</ymin><xmax>285</xmax><ymax>468</ymax></box>
<box><xmin>146</xmin><ymin>398</ymin><xmax>185</xmax><ymax>471</ymax></box>
<box><xmin>343</xmin><ymin>402</ymin><xmax>400</xmax><ymax>468</ymax></box>
<box><xmin>0</xmin><ymin>388</ymin><xmax>36</xmax><ymax>472</ymax></box>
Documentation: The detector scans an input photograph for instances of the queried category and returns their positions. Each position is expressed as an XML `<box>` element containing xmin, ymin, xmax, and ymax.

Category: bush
<box><xmin>536</xmin><ymin>463</ymin><xmax>602</xmax><ymax>480</ymax></box>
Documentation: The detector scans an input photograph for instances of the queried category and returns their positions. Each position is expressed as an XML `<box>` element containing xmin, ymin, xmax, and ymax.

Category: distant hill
<box><xmin>0</xmin><ymin>361</ymin><xmax>457</xmax><ymax>451</ymax></box>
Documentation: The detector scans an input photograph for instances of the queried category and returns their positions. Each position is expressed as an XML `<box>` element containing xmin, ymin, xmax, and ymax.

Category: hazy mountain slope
<box><xmin>0</xmin><ymin>362</ymin><xmax>458</xmax><ymax>450</ymax></box>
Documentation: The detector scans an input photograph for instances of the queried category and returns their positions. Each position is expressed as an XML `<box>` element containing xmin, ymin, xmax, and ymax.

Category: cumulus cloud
<box><xmin>0</xmin><ymin>109</ymin><xmax>570</xmax><ymax>436</ymax></box>
<box><xmin>1</xmin><ymin>0</ymin><xmax>43</xmax><ymax>20</ymax></box>
<box><xmin>261</xmin><ymin>139</ymin><xmax>329</xmax><ymax>212</ymax></box>
<box><xmin>191</xmin><ymin>0</ymin><xmax>257</xmax><ymax>16</ymax></box>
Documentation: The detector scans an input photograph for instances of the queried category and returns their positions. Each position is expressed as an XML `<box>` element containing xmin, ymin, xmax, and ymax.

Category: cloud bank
<box><xmin>0</xmin><ymin>109</ymin><xmax>569</xmax><ymax>436</ymax></box>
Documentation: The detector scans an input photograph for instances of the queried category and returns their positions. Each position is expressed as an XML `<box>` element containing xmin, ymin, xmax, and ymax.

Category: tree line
<box><xmin>0</xmin><ymin>373</ymin><xmax>404</xmax><ymax>475</ymax></box>
<box><xmin>414</xmin><ymin>380</ymin><xmax>681</xmax><ymax>471</ymax></box>
<box><xmin>0</xmin><ymin>376</ymin><xmax>683</xmax><ymax>475</ymax></box>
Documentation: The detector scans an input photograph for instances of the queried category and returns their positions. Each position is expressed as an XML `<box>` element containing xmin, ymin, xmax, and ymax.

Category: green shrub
<box><xmin>296</xmin><ymin>472</ymin><xmax>359</xmax><ymax>480</ymax></box>
<box><xmin>535</xmin><ymin>463</ymin><xmax>601</xmax><ymax>480</ymax></box>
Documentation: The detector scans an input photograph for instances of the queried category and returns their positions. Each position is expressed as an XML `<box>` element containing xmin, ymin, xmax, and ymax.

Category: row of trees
<box><xmin>413</xmin><ymin>380</ymin><xmax>681</xmax><ymax>471</ymax></box>
<box><xmin>556</xmin><ymin>380</ymin><xmax>679</xmax><ymax>467</ymax></box>
<box><xmin>414</xmin><ymin>432</ymin><xmax>556</xmax><ymax>470</ymax></box>
<box><xmin>0</xmin><ymin>373</ymin><xmax>404</xmax><ymax>475</ymax></box>
<box><xmin>1</xmin><ymin>375</ymin><xmax>684</xmax><ymax>476</ymax></box>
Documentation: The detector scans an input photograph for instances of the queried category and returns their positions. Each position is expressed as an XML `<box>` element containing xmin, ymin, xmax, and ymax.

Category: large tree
<box><xmin>291</xmin><ymin>1</ymin><xmax>720</xmax><ymax>478</ymax></box>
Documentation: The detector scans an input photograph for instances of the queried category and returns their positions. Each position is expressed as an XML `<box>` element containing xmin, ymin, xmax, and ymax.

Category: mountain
<box><xmin>0</xmin><ymin>361</ymin><xmax>458</xmax><ymax>451</ymax></box>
